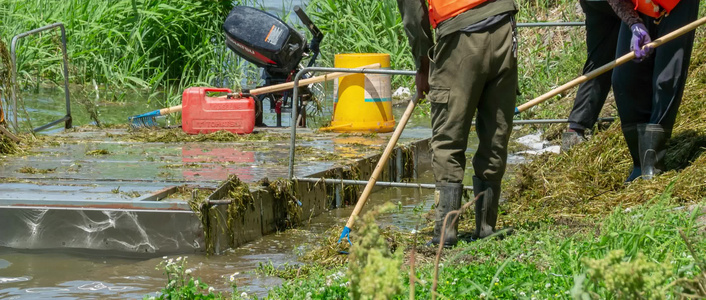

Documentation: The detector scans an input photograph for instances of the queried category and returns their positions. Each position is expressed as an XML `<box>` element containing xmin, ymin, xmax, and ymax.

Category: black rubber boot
<box><xmin>561</xmin><ymin>128</ymin><xmax>587</xmax><ymax>152</ymax></box>
<box><xmin>430</xmin><ymin>182</ymin><xmax>463</xmax><ymax>247</ymax></box>
<box><xmin>472</xmin><ymin>176</ymin><xmax>501</xmax><ymax>239</ymax></box>
<box><xmin>637</xmin><ymin>124</ymin><xmax>668</xmax><ymax>180</ymax></box>
<box><xmin>623</xmin><ymin>125</ymin><xmax>642</xmax><ymax>183</ymax></box>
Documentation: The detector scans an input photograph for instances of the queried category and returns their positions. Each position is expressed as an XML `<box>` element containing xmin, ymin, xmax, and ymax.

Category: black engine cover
<box><xmin>224</xmin><ymin>6</ymin><xmax>306</xmax><ymax>74</ymax></box>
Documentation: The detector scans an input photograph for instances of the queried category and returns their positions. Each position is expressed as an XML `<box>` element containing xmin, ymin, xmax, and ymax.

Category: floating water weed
<box><xmin>85</xmin><ymin>149</ymin><xmax>109</xmax><ymax>155</ymax></box>
<box><xmin>126</xmin><ymin>128</ymin><xmax>289</xmax><ymax>143</ymax></box>
<box><xmin>17</xmin><ymin>166</ymin><xmax>55</xmax><ymax>174</ymax></box>
<box><xmin>0</xmin><ymin>135</ymin><xmax>20</xmax><ymax>154</ymax></box>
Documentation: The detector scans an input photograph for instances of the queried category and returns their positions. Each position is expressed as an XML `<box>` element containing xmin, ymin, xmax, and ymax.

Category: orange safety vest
<box><xmin>631</xmin><ymin>0</ymin><xmax>680</xmax><ymax>19</ymax></box>
<box><xmin>428</xmin><ymin>0</ymin><xmax>488</xmax><ymax>28</ymax></box>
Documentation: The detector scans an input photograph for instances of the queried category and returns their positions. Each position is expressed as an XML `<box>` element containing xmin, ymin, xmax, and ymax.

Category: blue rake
<box><xmin>128</xmin><ymin>105</ymin><xmax>182</xmax><ymax>129</ymax></box>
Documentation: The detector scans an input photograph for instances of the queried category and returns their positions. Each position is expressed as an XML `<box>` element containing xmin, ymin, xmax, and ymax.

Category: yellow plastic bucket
<box><xmin>326</xmin><ymin>53</ymin><xmax>394</xmax><ymax>133</ymax></box>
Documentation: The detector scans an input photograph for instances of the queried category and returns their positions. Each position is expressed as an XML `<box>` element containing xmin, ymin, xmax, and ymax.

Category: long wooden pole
<box><xmin>154</xmin><ymin>63</ymin><xmax>383</xmax><ymax>117</ymax></box>
<box><xmin>339</xmin><ymin>94</ymin><xmax>419</xmax><ymax>243</ymax></box>
<box><xmin>248</xmin><ymin>63</ymin><xmax>380</xmax><ymax>95</ymax></box>
<box><xmin>516</xmin><ymin>16</ymin><xmax>706</xmax><ymax>113</ymax></box>
<box><xmin>0</xmin><ymin>124</ymin><xmax>20</xmax><ymax>143</ymax></box>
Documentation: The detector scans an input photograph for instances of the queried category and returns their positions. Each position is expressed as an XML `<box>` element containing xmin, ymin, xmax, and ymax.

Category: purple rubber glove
<box><xmin>631</xmin><ymin>23</ymin><xmax>653</xmax><ymax>61</ymax></box>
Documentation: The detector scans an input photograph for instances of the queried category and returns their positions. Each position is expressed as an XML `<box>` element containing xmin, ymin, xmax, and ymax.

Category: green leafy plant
<box><xmin>348</xmin><ymin>204</ymin><xmax>404</xmax><ymax>300</ymax></box>
<box><xmin>146</xmin><ymin>256</ymin><xmax>222</xmax><ymax>300</ymax></box>
<box><xmin>572</xmin><ymin>250</ymin><xmax>673</xmax><ymax>300</ymax></box>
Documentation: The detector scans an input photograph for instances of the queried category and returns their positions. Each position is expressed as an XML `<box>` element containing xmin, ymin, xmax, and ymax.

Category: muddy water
<box><xmin>0</xmin><ymin>171</ymin><xmax>436</xmax><ymax>299</ymax></box>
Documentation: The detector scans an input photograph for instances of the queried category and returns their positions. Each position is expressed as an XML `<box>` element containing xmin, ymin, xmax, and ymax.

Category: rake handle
<box><xmin>516</xmin><ymin>15</ymin><xmax>706</xmax><ymax>113</ymax></box>
<box><xmin>159</xmin><ymin>105</ymin><xmax>182</xmax><ymax>116</ymax></box>
<box><xmin>344</xmin><ymin>95</ymin><xmax>419</xmax><ymax>230</ymax></box>
<box><xmin>250</xmin><ymin>63</ymin><xmax>381</xmax><ymax>95</ymax></box>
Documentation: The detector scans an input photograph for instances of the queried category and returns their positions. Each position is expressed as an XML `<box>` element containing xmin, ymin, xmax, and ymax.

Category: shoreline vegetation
<box><xmin>1</xmin><ymin>0</ymin><xmax>705</xmax><ymax>299</ymax></box>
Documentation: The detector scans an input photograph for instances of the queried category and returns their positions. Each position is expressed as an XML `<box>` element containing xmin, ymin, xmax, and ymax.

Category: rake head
<box><xmin>128</xmin><ymin>109</ymin><xmax>161</xmax><ymax>129</ymax></box>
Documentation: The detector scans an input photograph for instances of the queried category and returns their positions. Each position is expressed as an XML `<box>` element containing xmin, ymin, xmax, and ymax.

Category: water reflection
<box><xmin>181</xmin><ymin>145</ymin><xmax>257</xmax><ymax>182</ymax></box>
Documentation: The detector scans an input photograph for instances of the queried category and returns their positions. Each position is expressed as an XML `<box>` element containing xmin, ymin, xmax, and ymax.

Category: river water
<box><xmin>0</xmin><ymin>82</ymin><xmax>445</xmax><ymax>299</ymax></box>
<box><xmin>0</xmin><ymin>170</ymin><xmax>436</xmax><ymax>299</ymax></box>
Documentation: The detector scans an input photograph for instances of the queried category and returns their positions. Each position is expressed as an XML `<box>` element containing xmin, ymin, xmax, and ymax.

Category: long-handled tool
<box><xmin>515</xmin><ymin>15</ymin><xmax>706</xmax><ymax>114</ymax></box>
<box><xmin>128</xmin><ymin>63</ymin><xmax>382</xmax><ymax>128</ymax></box>
<box><xmin>338</xmin><ymin>92</ymin><xmax>419</xmax><ymax>245</ymax></box>
<box><xmin>337</xmin><ymin>15</ymin><xmax>706</xmax><ymax>245</ymax></box>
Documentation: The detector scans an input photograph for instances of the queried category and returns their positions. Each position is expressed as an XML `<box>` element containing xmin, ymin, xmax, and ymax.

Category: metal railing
<box><xmin>517</xmin><ymin>21</ymin><xmax>584</xmax><ymax>28</ymax></box>
<box><xmin>288</xmin><ymin>66</ymin><xmax>416</xmax><ymax>180</ymax></box>
<box><xmin>10</xmin><ymin>22</ymin><xmax>72</xmax><ymax>133</ymax></box>
<box><xmin>295</xmin><ymin>177</ymin><xmax>474</xmax><ymax>191</ymax></box>
<box><xmin>510</xmin><ymin>117</ymin><xmax>613</xmax><ymax>125</ymax></box>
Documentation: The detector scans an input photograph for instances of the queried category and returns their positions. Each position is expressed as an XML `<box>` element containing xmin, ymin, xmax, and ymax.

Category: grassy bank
<box><xmin>266</xmin><ymin>194</ymin><xmax>705</xmax><ymax>299</ymax></box>
<box><xmin>148</xmin><ymin>192</ymin><xmax>704</xmax><ymax>299</ymax></box>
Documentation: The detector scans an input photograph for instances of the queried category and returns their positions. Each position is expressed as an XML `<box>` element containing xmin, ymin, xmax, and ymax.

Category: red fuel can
<box><xmin>181</xmin><ymin>87</ymin><xmax>256</xmax><ymax>135</ymax></box>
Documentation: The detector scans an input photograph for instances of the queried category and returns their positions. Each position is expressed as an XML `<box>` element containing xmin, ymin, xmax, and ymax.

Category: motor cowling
<box><xmin>223</xmin><ymin>6</ymin><xmax>306</xmax><ymax>74</ymax></box>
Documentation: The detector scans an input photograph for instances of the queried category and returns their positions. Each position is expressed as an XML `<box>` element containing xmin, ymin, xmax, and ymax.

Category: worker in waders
<box><xmin>606</xmin><ymin>0</ymin><xmax>699</xmax><ymax>182</ymax></box>
<box><xmin>397</xmin><ymin>0</ymin><xmax>518</xmax><ymax>246</ymax></box>
<box><xmin>563</xmin><ymin>0</ymin><xmax>621</xmax><ymax>151</ymax></box>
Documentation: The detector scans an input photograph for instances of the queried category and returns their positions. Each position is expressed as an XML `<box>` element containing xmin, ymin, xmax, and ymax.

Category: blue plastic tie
<box><xmin>338</xmin><ymin>226</ymin><xmax>352</xmax><ymax>246</ymax></box>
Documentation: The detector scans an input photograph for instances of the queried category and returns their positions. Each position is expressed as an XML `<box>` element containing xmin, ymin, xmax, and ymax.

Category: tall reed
<box><xmin>305</xmin><ymin>0</ymin><xmax>414</xmax><ymax>87</ymax></box>
<box><xmin>1</xmin><ymin>0</ymin><xmax>247</xmax><ymax>105</ymax></box>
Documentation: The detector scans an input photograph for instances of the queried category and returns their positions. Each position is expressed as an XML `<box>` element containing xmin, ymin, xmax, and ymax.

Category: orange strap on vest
<box><xmin>631</xmin><ymin>0</ymin><xmax>680</xmax><ymax>19</ymax></box>
<box><xmin>428</xmin><ymin>0</ymin><xmax>488</xmax><ymax>28</ymax></box>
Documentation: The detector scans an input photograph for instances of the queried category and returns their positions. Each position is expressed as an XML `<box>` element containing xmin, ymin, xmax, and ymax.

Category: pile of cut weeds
<box><xmin>499</xmin><ymin>29</ymin><xmax>706</xmax><ymax>228</ymax></box>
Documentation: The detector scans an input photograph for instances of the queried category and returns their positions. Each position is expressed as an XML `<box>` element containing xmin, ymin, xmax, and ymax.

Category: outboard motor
<box><xmin>223</xmin><ymin>6</ymin><xmax>323</xmax><ymax>127</ymax></box>
<box><xmin>224</xmin><ymin>6</ymin><xmax>306</xmax><ymax>74</ymax></box>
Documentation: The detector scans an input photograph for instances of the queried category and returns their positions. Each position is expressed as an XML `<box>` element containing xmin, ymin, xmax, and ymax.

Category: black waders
<box><xmin>637</xmin><ymin>123</ymin><xmax>668</xmax><ymax>180</ymax></box>
<box><xmin>472</xmin><ymin>176</ymin><xmax>501</xmax><ymax>239</ymax></box>
<box><xmin>623</xmin><ymin>124</ymin><xmax>642</xmax><ymax>183</ymax></box>
<box><xmin>430</xmin><ymin>182</ymin><xmax>463</xmax><ymax>247</ymax></box>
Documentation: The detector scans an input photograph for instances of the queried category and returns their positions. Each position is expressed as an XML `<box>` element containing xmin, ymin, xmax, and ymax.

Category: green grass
<box><xmin>264</xmin><ymin>186</ymin><xmax>705</xmax><ymax>299</ymax></box>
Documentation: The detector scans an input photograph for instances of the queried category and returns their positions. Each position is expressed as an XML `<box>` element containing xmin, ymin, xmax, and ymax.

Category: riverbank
<box><xmin>142</xmin><ymin>21</ymin><xmax>706</xmax><ymax>300</ymax></box>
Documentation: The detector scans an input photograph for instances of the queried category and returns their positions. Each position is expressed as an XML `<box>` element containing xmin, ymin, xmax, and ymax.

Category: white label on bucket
<box><xmin>364</xmin><ymin>73</ymin><xmax>391</xmax><ymax>102</ymax></box>
<box><xmin>333</xmin><ymin>79</ymin><xmax>339</xmax><ymax>103</ymax></box>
